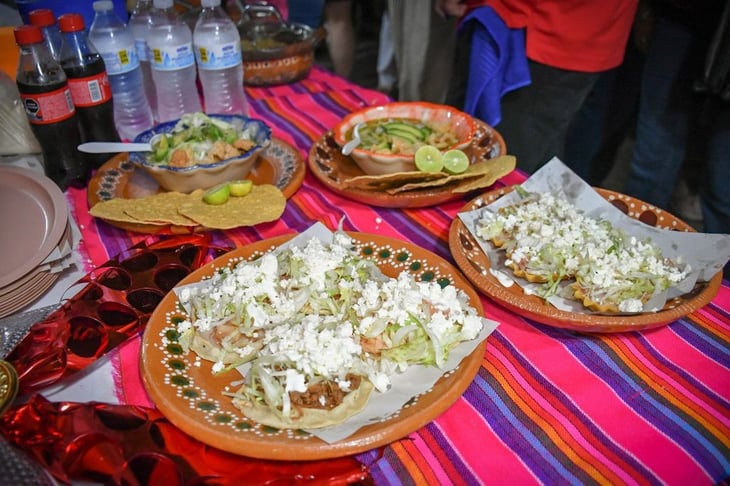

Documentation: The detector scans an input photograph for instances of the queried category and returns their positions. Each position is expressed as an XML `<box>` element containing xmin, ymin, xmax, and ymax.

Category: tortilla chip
<box><xmin>343</xmin><ymin>170</ymin><xmax>448</xmax><ymax>190</ymax></box>
<box><xmin>451</xmin><ymin>155</ymin><xmax>516</xmax><ymax>193</ymax></box>
<box><xmin>179</xmin><ymin>184</ymin><xmax>286</xmax><ymax>229</ymax></box>
<box><xmin>342</xmin><ymin>156</ymin><xmax>516</xmax><ymax>195</ymax></box>
<box><xmin>124</xmin><ymin>191</ymin><xmax>197</xmax><ymax>226</ymax></box>
<box><xmin>234</xmin><ymin>379</ymin><xmax>374</xmax><ymax>429</ymax></box>
<box><xmin>384</xmin><ymin>155</ymin><xmax>516</xmax><ymax>194</ymax></box>
<box><xmin>89</xmin><ymin>198</ymin><xmax>167</xmax><ymax>225</ymax></box>
<box><xmin>385</xmin><ymin>169</ymin><xmax>486</xmax><ymax>194</ymax></box>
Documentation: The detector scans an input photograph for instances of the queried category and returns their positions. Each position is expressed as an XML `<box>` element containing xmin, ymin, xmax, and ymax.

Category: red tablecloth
<box><xmin>66</xmin><ymin>67</ymin><xmax>730</xmax><ymax>484</ymax></box>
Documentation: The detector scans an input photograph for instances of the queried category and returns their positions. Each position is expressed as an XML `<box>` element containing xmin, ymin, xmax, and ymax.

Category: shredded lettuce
<box><xmin>179</xmin><ymin>232</ymin><xmax>484</xmax><ymax>419</ymax></box>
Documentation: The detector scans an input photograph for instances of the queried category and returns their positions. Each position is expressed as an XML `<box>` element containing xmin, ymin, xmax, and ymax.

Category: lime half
<box><xmin>229</xmin><ymin>179</ymin><xmax>253</xmax><ymax>197</ymax></box>
<box><xmin>203</xmin><ymin>182</ymin><xmax>231</xmax><ymax>205</ymax></box>
<box><xmin>414</xmin><ymin>145</ymin><xmax>444</xmax><ymax>173</ymax></box>
<box><xmin>442</xmin><ymin>149</ymin><xmax>469</xmax><ymax>174</ymax></box>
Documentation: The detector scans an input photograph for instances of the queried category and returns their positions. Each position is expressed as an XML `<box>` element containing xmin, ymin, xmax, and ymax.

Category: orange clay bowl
<box><xmin>332</xmin><ymin>102</ymin><xmax>475</xmax><ymax>175</ymax></box>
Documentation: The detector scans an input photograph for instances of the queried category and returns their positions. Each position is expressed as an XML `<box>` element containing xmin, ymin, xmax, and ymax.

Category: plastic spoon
<box><xmin>77</xmin><ymin>133</ymin><xmax>164</xmax><ymax>153</ymax></box>
<box><xmin>341</xmin><ymin>122</ymin><xmax>364</xmax><ymax>156</ymax></box>
<box><xmin>77</xmin><ymin>142</ymin><xmax>152</xmax><ymax>153</ymax></box>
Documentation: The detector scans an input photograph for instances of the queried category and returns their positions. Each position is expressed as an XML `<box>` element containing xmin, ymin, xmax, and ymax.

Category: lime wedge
<box><xmin>442</xmin><ymin>149</ymin><xmax>469</xmax><ymax>174</ymax></box>
<box><xmin>414</xmin><ymin>145</ymin><xmax>444</xmax><ymax>173</ymax></box>
<box><xmin>203</xmin><ymin>182</ymin><xmax>231</xmax><ymax>205</ymax></box>
<box><xmin>229</xmin><ymin>179</ymin><xmax>253</xmax><ymax>197</ymax></box>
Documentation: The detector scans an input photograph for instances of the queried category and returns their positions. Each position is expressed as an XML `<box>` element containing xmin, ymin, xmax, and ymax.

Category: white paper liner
<box><xmin>459</xmin><ymin>158</ymin><xmax>730</xmax><ymax>314</ymax></box>
<box><xmin>174</xmin><ymin>222</ymin><xmax>499</xmax><ymax>443</ymax></box>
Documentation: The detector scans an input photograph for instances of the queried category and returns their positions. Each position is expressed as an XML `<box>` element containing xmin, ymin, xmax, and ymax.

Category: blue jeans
<box><xmin>624</xmin><ymin>16</ymin><xmax>695</xmax><ymax>209</ymax></box>
<box><xmin>625</xmin><ymin>15</ymin><xmax>730</xmax><ymax>235</ymax></box>
<box><xmin>700</xmin><ymin>106</ymin><xmax>730</xmax><ymax>236</ymax></box>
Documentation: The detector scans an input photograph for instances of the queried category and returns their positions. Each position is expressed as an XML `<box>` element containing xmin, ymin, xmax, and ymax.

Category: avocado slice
<box><xmin>384</xmin><ymin>122</ymin><xmax>426</xmax><ymax>140</ymax></box>
<box><xmin>153</xmin><ymin>134</ymin><xmax>170</xmax><ymax>162</ymax></box>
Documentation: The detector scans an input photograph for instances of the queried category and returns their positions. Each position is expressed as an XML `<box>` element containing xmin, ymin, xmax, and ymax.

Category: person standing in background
<box><xmin>387</xmin><ymin>0</ymin><xmax>457</xmax><ymax>103</ymax></box>
<box><xmin>623</xmin><ymin>0</ymin><xmax>729</xmax><ymax>281</ymax></box>
<box><xmin>437</xmin><ymin>0</ymin><xmax>639</xmax><ymax>174</ymax></box>
<box><xmin>323</xmin><ymin>0</ymin><xmax>354</xmax><ymax>78</ymax></box>
<box><xmin>288</xmin><ymin>0</ymin><xmax>354</xmax><ymax>78</ymax></box>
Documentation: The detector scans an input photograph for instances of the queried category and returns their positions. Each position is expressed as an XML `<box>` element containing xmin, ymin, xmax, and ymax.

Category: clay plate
<box><xmin>141</xmin><ymin>232</ymin><xmax>486</xmax><ymax>460</ymax></box>
<box><xmin>309</xmin><ymin>118</ymin><xmax>506</xmax><ymax>208</ymax></box>
<box><xmin>87</xmin><ymin>138</ymin><xmax>306</xmax><ymax>234</ymax></box>
<box><xmin>449</xmin><ymin>186</ymin><xmax>723</xmax><ymax>333</ymax></box>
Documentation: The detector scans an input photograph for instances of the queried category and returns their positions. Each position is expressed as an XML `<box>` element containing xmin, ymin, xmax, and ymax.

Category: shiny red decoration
<box><xmin>0</xmin><ymin>396</ymin><xmax>371</xmax><ymax>485</ymax></box>
<box><xmin>6</xmin><ymin>235</ymin><xmax>229</xmax><ymax>395</ymax></box>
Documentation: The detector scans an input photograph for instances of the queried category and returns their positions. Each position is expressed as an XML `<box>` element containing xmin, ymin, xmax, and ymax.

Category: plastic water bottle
<box><xmin>28</xmin><ymin>9</ymin><xmax>62</xmax><ymax>61</ymax></box>
<box><xmin>193</xmin><ymin>0</ymin><xmax>248</xmax><ymax>115</ymax></box>
<box><xmin>147</xmin><ymin>0</ymin><xmax>201</xmax><ymax>122</ymax></box>
<box><xmin>128</xmin><ymin>0</ymin><xmax>158</xmax><ymax>121</ymax></box>
<box><xmin>89</xmin><ymin>0</ymin><xmax>154</xmax><ymax>140</ymax></box>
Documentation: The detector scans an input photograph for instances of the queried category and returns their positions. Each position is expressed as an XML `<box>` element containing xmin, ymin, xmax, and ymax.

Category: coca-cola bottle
<box><xmin>14</xmin><ymin>24</ymin><xmax>88</xmax><ymax>190</ymax></box>
<box><xmin>58</xmin><ymin>13</ymin><xmax>120</xmax><ymax>168</ymax></box>
<box><xmin>28</xmin><ymin>9</ymin><xmax>62</xmax><ymax>61</ymax></box>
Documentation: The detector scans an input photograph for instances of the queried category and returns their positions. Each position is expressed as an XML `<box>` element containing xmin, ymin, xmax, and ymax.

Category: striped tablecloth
<box><xmin>67</xmin><ymin>67</ymin><xmax>730</xmax><ymax>484</ymax></box>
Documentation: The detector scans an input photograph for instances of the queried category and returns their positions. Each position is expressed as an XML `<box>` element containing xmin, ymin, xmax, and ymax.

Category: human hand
<box><xmin>435</xmin><ymin>0</ymin><xmax>467</xmax><ymax>19</ymax></box>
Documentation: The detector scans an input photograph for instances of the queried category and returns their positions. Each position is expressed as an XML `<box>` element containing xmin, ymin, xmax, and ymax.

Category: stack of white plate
<box><xmin>0</xmin><ymin>166</ymin><xmax>74</xmax><ymax>318</ymax></box>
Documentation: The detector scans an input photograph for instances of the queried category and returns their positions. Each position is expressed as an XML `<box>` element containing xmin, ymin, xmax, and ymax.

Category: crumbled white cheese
<box><xmin>179</xmin><ymin>232</ymin><xmax>485</xmax><ymax>418</ymax></box>
<box><xmin>476</xmin><ymin>190</ymin><xmax>690</xmax><ymax>311</ymax></box>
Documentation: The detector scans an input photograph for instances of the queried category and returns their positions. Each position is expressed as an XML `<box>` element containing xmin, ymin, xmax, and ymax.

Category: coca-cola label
<box><xmin>150</xmin><ymin>42</ymin><xmax>195</xmax><ymax>71</ymax></box>
<box><xmin>21</xmin><ymin>86</ymin><xmax>75</xmax><ymax>124</ymax></box>
<box><xmin>67</xmin><ymin>72</ymin><xmax>113</xmax><ymax>107</ymax></box>
<box><xmin>100</xmin><ymin>46</ymin><xmax>140</xmax><ymax>75</ymax></box>
<box><xmin>195</xmin><ymin>42</ymin><xmax>241</xmax><ymax>70</ymax></box>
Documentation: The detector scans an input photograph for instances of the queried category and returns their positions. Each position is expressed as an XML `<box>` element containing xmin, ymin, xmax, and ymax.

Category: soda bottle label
<box><xmin>150</xmin><ymin>42</ymin><xmax>195</xmax><ymax>71</ymax></box>
<box><xmin>135</xmin><ymin>39</ymin><xmax>149</xmax><ymax>62</ymax></box>
<box><xmin>67</xmin><ymin>72</ymin><xmax>113</xmax><ymax>107</ymax></box>
<box><xmin>195</xmin><ymin>42</ymin><xmax>242</xmax><ymax>70</ymax></box>
<box><xmin>100</xmin><ymin>47</ymin><xmax>140</xmax><ymax>75</ymax></box>
<box><xmin>20</xmin><ymin>86</ymin><xmax>76</xmax><ymax>125</ymax></box>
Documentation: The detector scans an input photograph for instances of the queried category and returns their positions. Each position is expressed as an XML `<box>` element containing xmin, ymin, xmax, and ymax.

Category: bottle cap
<box><xmin>153</xmin><ymin>0</ymin><xmax>173</xmax><ymax>9</ymax></box>
<box><xmin>58</xmin><ymin>13</ymin><xmax>85</xmax><ymax>33</ymax></box>
<box><xmin>14</xmin><ymin>25</ymin><xmax>44</xmax><ymax>45</ymax></box>
<box><xmin>93</xmin><ymin>0</ymin><xmax>114</xmax><ymax>12</ymax></box>
<box><xmin>201</xmin><ymin>0</ymin><xmax>221</xmax><ymax>7</ymax></box>
<box><xmin>28</xmin><ymin>9</ymin><xmax>56</xmax><ymax>27</ymax></box>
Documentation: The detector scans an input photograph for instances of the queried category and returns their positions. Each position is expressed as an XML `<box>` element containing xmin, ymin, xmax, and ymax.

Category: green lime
<box><xmin>203</xmin><ymin>182</ymin><xmax>231</xmax><ymax>205</ymax></box>
<box><xmin>229</xmin><ymin>179</ymin><xmax>253</xmax><ymax>197</ymax></box>
<box><xmin>414</xmin><ymin>145</ymin><xmax>444</xmax><ymax>173</ymax></box>
<box><xmin>442</xmin><ymin>149</ymin><xmax>469</xmax><ymax>174</ymax></box>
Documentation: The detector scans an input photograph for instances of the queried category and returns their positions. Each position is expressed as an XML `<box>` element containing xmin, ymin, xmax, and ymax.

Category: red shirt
<box><xmin>464</xmin><ymin>0</ymin><xmax>639</xmax><ymax>72</ymax></box>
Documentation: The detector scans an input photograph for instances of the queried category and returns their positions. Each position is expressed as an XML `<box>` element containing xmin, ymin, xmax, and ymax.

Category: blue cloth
<box><xmin>461</xmin><ymin>6</ymin><xmax>531</xmax><ymax>126</ymax></box>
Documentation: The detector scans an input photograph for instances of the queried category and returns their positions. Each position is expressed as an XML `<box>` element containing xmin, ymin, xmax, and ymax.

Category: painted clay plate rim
<box><xmin>0</xmin><ymin>166</ymin><xmax>67</xmax><ymax>287</ymax></box>
<box><xmin>308</xmin><ymin>118</ymin><xmax>507</xmax><ymax>208</ymax></box>
<box><xmin>449</xmin><ymin>186</ymin><xmax>722</xmax><ymax>333</ymax></box>
<box><xmin>87</xmin><ymin>138</ymin><xmax>306</xmax><ymax>234</ymax></box>
<box><xmin>141</xmin><ymin>232</ymin><xmax>486</xmax><ymax>460</ymax></box>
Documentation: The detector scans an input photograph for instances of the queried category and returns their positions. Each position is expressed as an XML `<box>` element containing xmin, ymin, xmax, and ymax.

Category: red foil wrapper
<box><xmin>1</xmin><ymin>396</ymin><xmax>371</xmax><ymax>485</ymax></box>
<box><xmin>7</xmin><ymin>235</ymin><xmax>228</xmax><ymax>395</ymax></box>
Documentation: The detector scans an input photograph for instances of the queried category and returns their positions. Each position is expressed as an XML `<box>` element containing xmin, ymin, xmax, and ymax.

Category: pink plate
<box><xmin>0</xmin><ymin>166</ymin><xmax>67</xmax><ymax>288</ymax></box>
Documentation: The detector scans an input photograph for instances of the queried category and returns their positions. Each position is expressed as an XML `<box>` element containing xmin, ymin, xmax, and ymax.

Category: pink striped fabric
<box><xmin>70</xmin><ymin>67</ymin><xmax>730</xmax><ymax>484</ymax></box>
